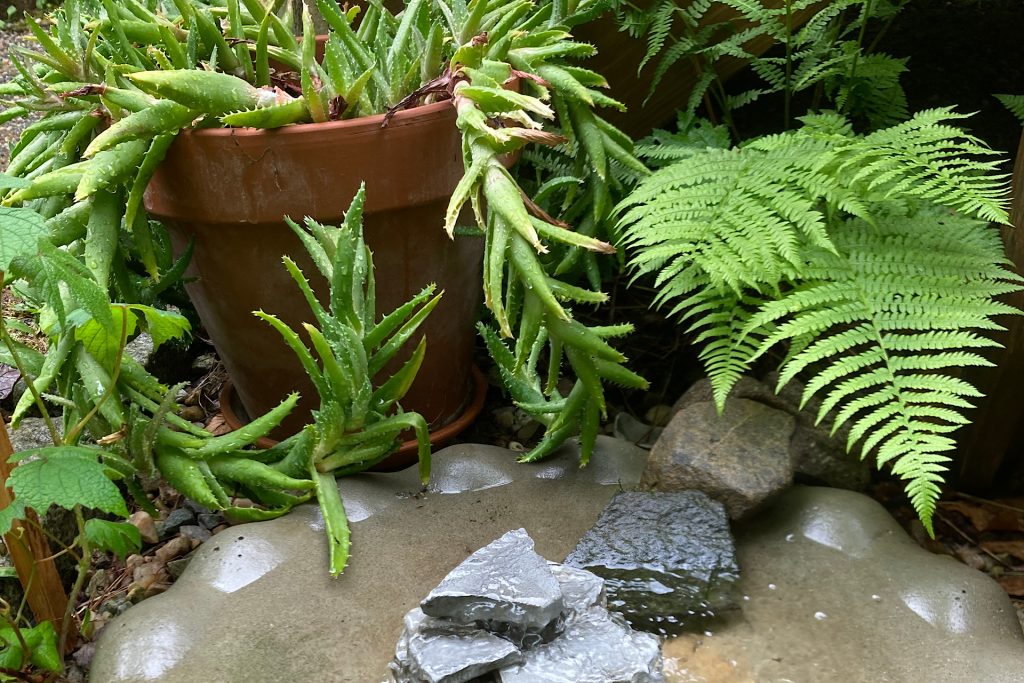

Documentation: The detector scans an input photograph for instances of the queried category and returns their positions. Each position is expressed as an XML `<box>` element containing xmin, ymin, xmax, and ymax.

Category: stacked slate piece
<box><xmin>388</xmin><ymin>528</ymin><xmax>663</xmax><ymax>683</ymax></box>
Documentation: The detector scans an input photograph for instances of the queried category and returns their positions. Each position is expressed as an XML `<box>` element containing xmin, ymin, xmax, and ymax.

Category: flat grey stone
<box><xmin>391</xmin><ymin>608</ymin><xmax>522</xmax><ymax>683</ymax></box>
<box><xmin>422</xmin><ymin>529</ymin><xmax>563</xmax><ymax>642</ymax></box>
<box><xmin>498</xmin><ymin>607</ymin><xmax>662</xmax><ymax>683</ymax></box>
<box><xmin>644</xmin><ymin>399</ymin><xmax>794</xmax><ymax>518</ymax></box>
<box><xmin>672</xmin><ymin>376</ymin><xmax>870</xmax><ymax>490</ymax></box>
<box><xmin>89</xmin><ymin>437</ymin><xmax>648</xmax><ymax>682</ymax></box>
<box><xmin>565</xmin><ymin>491</ymin><xmax>739</xmax><ymax>634</ymax></box>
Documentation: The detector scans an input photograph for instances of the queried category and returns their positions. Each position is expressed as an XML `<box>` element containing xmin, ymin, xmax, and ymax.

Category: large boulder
<box><xmin>642</xmin><ymin>399</ymin><xmax>795</xmax><ymax>519</ymax></box>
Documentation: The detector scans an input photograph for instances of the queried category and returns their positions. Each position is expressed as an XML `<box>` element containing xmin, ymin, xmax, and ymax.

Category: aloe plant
<box><xmin>0</xmin><ymin>0</ymin><xmax>643</xmax><ymax>466</ymax></box>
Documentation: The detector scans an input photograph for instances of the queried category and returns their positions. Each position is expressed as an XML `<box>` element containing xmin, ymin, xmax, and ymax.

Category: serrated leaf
<box><xmin>84</xmin><ymin>519</ymin><xmax>141</xmax><ymax>560</ymax></box>
<box><xmin>129</xmin><ymin>305</ymin><xmax>191</xmax><ymax>349</ymax></box>
<box><xmin>8</xmin><ymin>447</ymin><xmax>127</xmax><ymax>516</ymax></box>
<box><xmin>0</xmin><ymin>207</ymin><xmax>46</xmax><ymax>270</ymax></box>
<box><xmin>0</xmin><ymin>499</ymin><xmax>26</xmax><ymax>536</ymax></box>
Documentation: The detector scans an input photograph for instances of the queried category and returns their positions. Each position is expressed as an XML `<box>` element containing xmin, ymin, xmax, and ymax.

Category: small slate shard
<box><xmin>390</xmin><ymin>609</ymin><xmax>522</xmax><ymax>683</ymax></box>
<box><xmin>565</xmin><ymin>491</ymin><xmax>739</xmax><ymax>634</ymax></box>
<box><xmin>548</xmin><ymin>562</ymin><xmax>605</xmax><ymax>616</ymax></box>
<box><xmin>497</xmin><ymin>607</ymin><xmax>663</xmax><ymax>683</ymax></box>
<box><xmin>421</xmin><ymin>528</ymin><xmax>564</xmax><ymax>643</ymax></box>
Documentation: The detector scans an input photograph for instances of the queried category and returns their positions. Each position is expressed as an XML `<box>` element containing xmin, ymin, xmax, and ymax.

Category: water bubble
<box><xmin>814</xmin><ymin>611</ymin><xmax>827</xmax><ymax>620</ymax></box>
<box><xmin>871</xmin><ymin>594</ymin><xmax>882</xmax><ymax>602</ymax></box>
<box><xmin>742</xmin><ymin>595</ymin><xmax>751</xmax><ymax>602</ymax></box>
<box><xmin>768</xmin><ymin>583</ymin><xmax>777</xmax><ymax>590</ymax></box>
<box><xmin>785</xmin><ymin>533</ymin><xmax>795</xmax><ymax>542</ymax></box>
<box><xmin>703</xmin><ymin>630</ymin><xmax>714</xmax><ymax>638</ymax></box>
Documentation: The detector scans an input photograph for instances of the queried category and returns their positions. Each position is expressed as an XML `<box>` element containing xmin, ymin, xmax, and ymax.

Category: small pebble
<box><xmin>198</xmin><ymin>512</ymin><xmax>225</xmax><ymax>530</ymax></box>
<box><xmin>155</xmin><ymin>536</ymin><xmax>192</xmax><ymax>564</ymax></box>
<box><xmin>129</xmin><ymin>511</ymin><xmax>159</xmax><ymax>545</ymax></box>
<box><xmin>179</xmin><ymin>405</ymin><xmax>205</xmax><ymax>422</ymax></box>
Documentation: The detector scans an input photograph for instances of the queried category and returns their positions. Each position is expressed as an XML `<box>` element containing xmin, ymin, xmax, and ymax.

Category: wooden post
<box><xmin>956</xmin><ymin>131</ymin><xmax>1024</xmax><ymax>490</ymax></box>
<box><xmin>0</xmin><ymin>417</ymin><xmax>69</xmax><ymax>632</ymax></box>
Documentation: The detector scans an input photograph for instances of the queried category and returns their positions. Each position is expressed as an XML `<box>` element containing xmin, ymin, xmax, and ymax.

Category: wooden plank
<box><xmin>0</xmin><ymin>416</ymin><xmax>69</xmax><ymax>633</ymax></box>
<box><xmin>955</xmin><ymin>131</ymin><xmax>1024</xmax><ymax>490</ymax></box>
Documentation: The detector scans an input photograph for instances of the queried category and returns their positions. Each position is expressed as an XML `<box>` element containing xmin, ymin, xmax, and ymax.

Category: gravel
<box><xmin>0</xmin><ymin>24</ymin><xmax>40</xmax><ymax>169</ymax></box>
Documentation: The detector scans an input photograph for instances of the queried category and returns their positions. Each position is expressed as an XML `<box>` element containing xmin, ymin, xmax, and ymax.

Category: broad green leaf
<box><xmin>0</xmin><ymin>567</ymin><xmax>15</xmax><ymax>579</ymax></box>
<box><xmin>130</xmin><ymin>305</ymin><xmax>191</xmax><ymax>349</ymax></box>
<box><xmin>0</xmin><ymin>207</ymin><xmax>46</xmax><ymax>270</ymax></box>
<box><xmin>74</xmin><ymin>305</ymin><xmax>138</xmax><ymax>369</ymax></box>
<box><xmin>84</xmin><ymin>519</ymin><xmax>141</xmax><ymax>560</ymax></box>
<box><xmin>0</xmin><ymin>621</ymin><xmax>58</xmax><ymax>671</ymax></box>
<box><xmin>9</xmin><ymin>446</ymin><xmax>127</xmax><ymax>516</ymax></box>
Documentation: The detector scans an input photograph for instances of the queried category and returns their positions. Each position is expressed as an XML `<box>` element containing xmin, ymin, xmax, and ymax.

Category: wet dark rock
<box><xmin>183</xmin><ymin>500</ymin><xmax>213</xmax><ymax>516</ymax></box>
<box><xmin>498</xmin><ymin>607</ymin><xmax>662</xmax><ymax>683</ymax></box>
<box><xmin>613</xmin><ymin>412</ymin><xmax>663</xmax><ymax>450</ymax></box>
<box><xmin>644</xmin><ymin>399</ymin><xmax>794</xmax><ymax>518</ymax></box>
<box><xmin>197</xmin><ymin>512</ymin><xmax>225</xmax><ymax>530</ymax></box>
<box><xmin>390</xmin><ymin>608</ymin><xmax>523</xmax><ymax>683</ymax></box>
<box><xmin>157</xmin><ymin>508</ymin><xmax>195</xmax><ymax>539</ymax></box>
<box><xmin>565</xmin><ymin>491</ymin><xmax>739</xmax><ymax>634</ymax></box>
<box><xmin>421</xmin><ymin>528</ymin><xmax>564</xmax><ymax>643</ymax></box>
<box><xmin>671</xmin><ymin>376</ymin><xmax>870</xmax><ymax>490</ymax></box>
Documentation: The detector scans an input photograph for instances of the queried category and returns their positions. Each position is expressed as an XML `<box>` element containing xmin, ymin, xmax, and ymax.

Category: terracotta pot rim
<box><xmin>180</xmin><ymin>98</ymin><xmax>454</xmax><ymax>139</ymax></box>
<box><xmin>216</xmin><ymin>364</ymin><xmax>488</xmax><ymax>466</ymax></box>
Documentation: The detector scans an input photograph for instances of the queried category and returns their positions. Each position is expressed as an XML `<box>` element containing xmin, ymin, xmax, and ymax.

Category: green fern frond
<box><xmin>832</xmin><ymin>52</ymin><xmax>908</xmax><ymax>130</ymax></box>
<box><xmin>829</xmin><ymin>108</ymin><xmax>1010</xmax><ymax>224</ymax></box>
<box><xmin>996</xmin><ymin>94</ymin><xmax>1024</xmax><ymax>127</ymax></box>
<box><xmin>744</xmin><ymin>209</ymin><xmax>1022</xmax><ymax>532</ymax></box>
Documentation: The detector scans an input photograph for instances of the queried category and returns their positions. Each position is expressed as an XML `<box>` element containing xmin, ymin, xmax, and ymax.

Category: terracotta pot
<box><xmin>144</xmin><ymin>100</ymin><xmax>485</xmax><ymax>466</ymax></box>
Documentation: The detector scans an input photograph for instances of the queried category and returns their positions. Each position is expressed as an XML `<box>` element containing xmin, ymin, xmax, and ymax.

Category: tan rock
<box><xmin>155</xmin><ymin>536</ymin><xmax>192</xmax><ymax>564</ymax></box>
<box><xmin>129</xmin><ymin>511</ymin><xmax>159</xmax><ymax>545</ymax></box>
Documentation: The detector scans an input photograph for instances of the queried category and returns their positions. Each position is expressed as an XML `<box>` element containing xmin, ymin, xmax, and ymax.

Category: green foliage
<box><xmin>615</xmin><ymin>0</ymin><xmax>911</xmax><ymax>131</ymax></box>
<box><xmin>619</xmin><ymin>109</ymin><xmax>1018</xmax><ymax>532</ymax></box>
<box><xmin>4</xmin><ymin>447</ymin><xmax>128</xmax><ymax>530</ymax></box>
<box><xmin>0</xmin><ymin>0</ymin><xmax>644</xmax><ymax>466</ymax></box>
<box><xmin>82</xmin><ymin>518</ymin><xmax>142</xmax><ymax>560</ymax></box>
<box><xmin>0</xmin><ymin>621</ymin><xmax>61</xmax><ymax>673</ymax></box>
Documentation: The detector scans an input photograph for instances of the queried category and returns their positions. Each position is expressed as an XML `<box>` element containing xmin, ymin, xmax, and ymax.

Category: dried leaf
<box><xmin>0</xmin><ymin>364</ymin><xmax>20</xmax><ymax>399</ymax></box>
<box><xmin>996</xmin><ymin>573</ymin><xmax>1024</xmax><ymax>598</ymax></box>
<box><xmin>980</xmin><ymin>540</ymin><xmax>1024</xmax><ymax>561</ymax></box>
<box><xmin>204</xmin><ymin>414</ymin><xmax>233</xmax><ymax>436</ymax></box>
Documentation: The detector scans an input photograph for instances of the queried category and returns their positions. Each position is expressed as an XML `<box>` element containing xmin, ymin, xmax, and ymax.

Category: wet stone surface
<box><xmin>421</xmin><ymin>529</ymin><xmax>564</xmax><ymax>645</ymax></box>
<box><xmin>565</xmin><ymin>491</ymin><xmax>739</xmax><ymax>634</ymax></box>
<box><xmin>392</xmin><ymin>529</ymin><xmax>662</xmax><ymax>683</ymax></box>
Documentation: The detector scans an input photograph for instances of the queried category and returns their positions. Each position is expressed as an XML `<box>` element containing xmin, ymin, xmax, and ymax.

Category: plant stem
<box><xmin>59</xmin><ymin>505</ymin><xmax>89</xmax><ymax>657</ymax></box>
